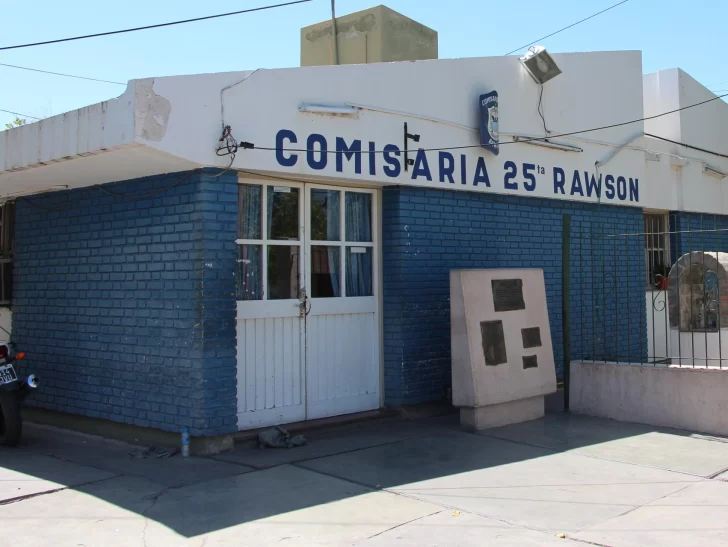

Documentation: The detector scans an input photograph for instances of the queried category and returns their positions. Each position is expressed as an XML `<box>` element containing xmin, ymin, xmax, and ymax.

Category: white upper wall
<box><xmin>643</xmin><ymin>69</ymin><xmax>681</xmax><ymax>142</ymax></box>
<box><xmin>3</xmin><ymin>50</ymin><xmax>727</xmax><ymax>214</ymax></box>
<box><xmin>678</xmin><ymin>69</ymin><xmax>728</xmax><ymax>157</ymax></box>
<box><xmin>149</xmin><ymin>50</ymin><xmax>648</xmax><ymax>208</ymax></box>
<box><xmin>644</xmin><ymin>68</ymin><xmax>728</xmax><ymax>156</ymax></box>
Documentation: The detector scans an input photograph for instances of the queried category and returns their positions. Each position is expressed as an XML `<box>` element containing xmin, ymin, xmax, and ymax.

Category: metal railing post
<box><xmin>562</xmin><ymin>214</ymin><xmax>571</xmax><ymax>412</ymax></box>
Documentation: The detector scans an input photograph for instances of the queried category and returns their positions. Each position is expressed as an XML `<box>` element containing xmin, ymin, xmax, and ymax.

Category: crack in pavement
<box><xmin>0</xmin><ymin>474</ymin><xmax>123</xmax><ymax>506</ymax></box>
<box><xmin>356</xmin><ymin>509</ymin><xmax>444</xmax><ymax>543</ymax></box>
<box><xmin>140</xmin><ymin>486</ymin><xmax>173</xmax><ymax>547</ymax></box>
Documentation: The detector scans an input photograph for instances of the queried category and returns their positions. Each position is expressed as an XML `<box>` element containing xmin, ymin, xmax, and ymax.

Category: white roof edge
<box><xmin>0</xmin><ymin>81</ymin><xmax>137</xmax><ymax>174</ymax></box>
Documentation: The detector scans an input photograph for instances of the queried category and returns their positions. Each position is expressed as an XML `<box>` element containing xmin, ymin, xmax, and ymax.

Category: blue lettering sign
<box><xmin>617</xmin><ymin>176</ymin><xmax>627</xmax><ymax>200</ymax></box>
<box><xmin>307</xmin><ymin>134</ymin><xmax>327</xmax><ymax>170</ymax></box>
<box><xmin>276</xmin><ymin>129</ymin><xmax>297</xmax><ymax>167</ymax></box>
<box><xmin>570</xmin><ymin>171</ymin><xmax>584</xmax><ymax>196</ymax></box>
<box><xmin>335</xmin><ymin>137</ymin><xmax>362</xmax><ymax>174</ymax></box>
<box><xmin>439</xmin><ymin>152</ymin><xmax>455</xmax><ymax>183</ymax></box>
<box><xmin>504</xmin><ymin>161</ymin><xmax>518</xmax><ymax>190</ymax></box>
<box><xmin>473</xmin><ymin>157</ymin><xmax>491</xmax><ymax>186</ymax></box>
<box><xmin>629</xmin><ymin>178</ymin><xmax>639</xmax><ymax>202</ymax></box>
<box><xmin>585</xmin><ymin>172</ymin><xmax>600</xmax><ymax>198</ymax></box>
<box><xmin>604</xmin><ymin>175</ymin><xmax>615</xmax><ymax>199</ymax></box>
<box><xmin>523</xmin><ymin>163</ymin><xmax>536</xmax><ymax>191</ymax></box>
<box><xmin>271</xmin><ymin>130</ymin><xmax>641</xmax><ymax>205</ymax></box>
<box><xmin>553</xmin><ymin>167</ymin><xmax>566</xmax><ymax>194</ymax></box>
<box><xmin>411</xmin><ymin>150</ymin><xmax>432</xmax><ymax>181</ymax></box>
<box><xmin>383</xmin><ymin>144</ymin><xmax>401</xmax><ymax>178</ymax></box>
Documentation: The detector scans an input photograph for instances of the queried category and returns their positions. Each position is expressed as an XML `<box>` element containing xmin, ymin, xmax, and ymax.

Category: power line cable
<box><xmin>503</xmin><ymin>0</ymin><xmax>631</xmax><ymax>56</ymax></box>
<box><xmin>248</xmin><ymin>92</ymin><xmax>728</xmax><ymax>154</ymax></box>
<box><xmin>0</xmin><ymin>62</ymin><xmax>124</xmax><ymax>85</ymax></box>
<box><xmin>0</xmin><ymin>109</ymin><xmax>40</xmax><ymax>120</ymax></box>
<box><xmin>644</xmin><ymin>133</ymin><xmax>728</xmax><ymax>160</ymax></box>
<box><xmin>0</xmin><ymin>0</ymin><xmax>312</xmax><ymax>51</ymax></box>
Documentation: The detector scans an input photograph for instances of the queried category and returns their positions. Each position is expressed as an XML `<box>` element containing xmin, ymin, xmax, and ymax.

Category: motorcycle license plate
<box><xmin>0</xmin><ymin>364</ymin><xmax>17</xmax><ymax>385</ymax></box>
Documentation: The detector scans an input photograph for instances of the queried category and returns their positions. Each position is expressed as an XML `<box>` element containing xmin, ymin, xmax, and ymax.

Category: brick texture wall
<box><xmin>12</xmin><ymin>169</ymin><xmax>238</xmax><ymax>436</ymax></box>
<box><xmin>670</xmin><ymin>213</ymin><xmax>728</xmax><ymax>263</ymax></box>
<box><xmin>382</xmin><ymin>186</ymin><xmax>646</xmax><ymax>407</ymax></box>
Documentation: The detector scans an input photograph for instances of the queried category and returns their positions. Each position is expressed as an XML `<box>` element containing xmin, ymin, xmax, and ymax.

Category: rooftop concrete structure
<box><xmin>300</xmin><ymin>5</ymin><xmax>438</xmax><ymax>67</ymax></box>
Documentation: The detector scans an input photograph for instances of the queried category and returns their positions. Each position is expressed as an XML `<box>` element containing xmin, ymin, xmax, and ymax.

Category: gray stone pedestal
<box><xmin>459</xmin><ymin>396</ymin><xmax>545</xmax><ymax>431</ymax></box>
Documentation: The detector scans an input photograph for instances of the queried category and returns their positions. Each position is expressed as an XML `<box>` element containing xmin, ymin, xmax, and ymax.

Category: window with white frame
<box><xmin>644</xmin><ymin>212</ymin><xmax>670</xmax><ymax>288</ymax></box>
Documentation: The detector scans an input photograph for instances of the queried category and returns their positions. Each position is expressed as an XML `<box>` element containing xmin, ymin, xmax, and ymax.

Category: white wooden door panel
<box><xmin>236</xmin><ymin>313</ymin><xmax>305</xmax><ymax>429</ymax></box>
<box><xmin>305</xmin><ymin>311</ymin><xmax>379</xmax><ymax>420</ymax></box>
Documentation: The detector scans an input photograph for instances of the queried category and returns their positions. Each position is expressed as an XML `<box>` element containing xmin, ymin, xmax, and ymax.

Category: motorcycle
<box><xmin>0</xmin><ymin>344</ymin><xmax>37</xmax><ymax>446</ymax></box>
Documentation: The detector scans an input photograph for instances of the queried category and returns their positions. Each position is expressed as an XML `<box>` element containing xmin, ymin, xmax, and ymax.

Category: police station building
<box><xmin>1</xmin><ymin>9</ymin><xmax>728</xmax><ymax>443</ymax></box>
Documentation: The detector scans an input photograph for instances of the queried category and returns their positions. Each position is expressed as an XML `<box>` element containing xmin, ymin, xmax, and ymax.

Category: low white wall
<box><xmin>571</xmin><ymin>361</ymin><xmax>728</xmax><ymax>436</ymax></box>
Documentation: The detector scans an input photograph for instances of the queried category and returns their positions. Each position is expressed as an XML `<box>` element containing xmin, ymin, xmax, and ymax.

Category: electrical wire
<box><xmin>0</xmin><ymin>109</ymin><xmax>40</xmax><ymax>120</ymax></box>
<box><xmin>503</xmin><ymin>0</ymin><xmax>631</xmax><ymax>56</ymax></box>
<box><xmin>0</xmin><ymin>63</ymin><xmax>125</xmax><ymax>85</ymax></box>
<box><xmin>644</xmin><ymin>133</ymin><xmax>728</xmax><ymax>160</ymax></box>
<box><xmin>0</xmin><ymin>0</ymin><xmax>312</xmax><ymax>51</ymax></box>
<box><xmin>537</xmin><ymin>83</ymin><xmax>549</xmax><ymax>136</ymax></box>
<box><xmin>246</xmin><ymin>92</ymin><xmax>728</xmax><ymax>155</ymax></box>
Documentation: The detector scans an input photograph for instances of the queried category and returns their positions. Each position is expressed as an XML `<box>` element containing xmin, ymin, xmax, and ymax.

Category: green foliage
<box><xmin>3</xmin><ymin>117</ymin><xmax>26</xmax><ymax>130</ymax></box>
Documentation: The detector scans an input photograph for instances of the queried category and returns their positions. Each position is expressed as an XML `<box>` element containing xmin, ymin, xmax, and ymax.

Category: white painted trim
<box><xmin>237</xmin><ymin>300</ymin><xmax>300</xmax><ymax>320</ymax></box>
<box><xmin>237</xmin><ymin>404</ymin><xmax>306</xmax><ymax>430</ymax></box>
<box><xmin>307</xmin><ymin>393</ymin><xmax>379</xmax><ymax>421</ymax></box>
<box><xmin>307</xmin><ymin>297</ymin><xmax>377</xmax><ymax>316</ymax></box>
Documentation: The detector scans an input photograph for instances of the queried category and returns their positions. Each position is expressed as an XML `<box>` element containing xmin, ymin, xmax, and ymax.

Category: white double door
<box><xmin>235</xmin><ymin>179</ymin><xmax>380</xmax><ymax>430</ymax></box>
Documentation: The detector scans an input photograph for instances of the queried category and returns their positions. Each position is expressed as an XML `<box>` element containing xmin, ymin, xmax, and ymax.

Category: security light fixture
<box><xmin>298</xmin><ymin>104</ymin><xmax>359</xmax><ymax>117</ymax></box>
<box><xmin>520</xmin><ymin>46</ymin><xmax>562</xmax><ymax>85</ymax></box>
<box><xmin>512</xmin><ymin>136</ymin><xmax>582</xmax><ymax>153</ymax></box>
<box><xmin>704</xmin><ymin>164</ymin><xmax>727</xmax><ymax>179</ymax></box>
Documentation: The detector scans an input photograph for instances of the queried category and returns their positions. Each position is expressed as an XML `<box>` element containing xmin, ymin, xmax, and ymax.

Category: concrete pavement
<box><xmin>1</xmin><ymin>412</ymin><xmax>728</xmax><ymax>546</ymax></box>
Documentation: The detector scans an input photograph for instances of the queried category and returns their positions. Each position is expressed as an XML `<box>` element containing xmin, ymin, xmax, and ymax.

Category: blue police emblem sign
<box><xmin>480</xmin><ymin>91</ymin><xmax>499</xmax><ymax>156</ymax></box>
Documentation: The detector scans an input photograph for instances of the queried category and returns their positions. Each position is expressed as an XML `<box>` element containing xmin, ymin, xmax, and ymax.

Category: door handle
<box><xmin>298</xmin><ymin>289</ymin><xmax>312</xmax><ymax>318</ymax></box>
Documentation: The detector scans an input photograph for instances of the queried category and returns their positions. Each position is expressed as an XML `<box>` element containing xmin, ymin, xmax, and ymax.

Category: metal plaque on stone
<box><xmin>491</xmin><ymin>279</ymin><xmax>525</xmax><ymax>312</ymax></box>
<box><xmin>521</xmin><ymin>327</ymin><xmax>542</xmax><ymax>348</ymax></box>
<box><xmin>480</xmin><ymin>320</ymin><xmax>507</xmax><ymax>366</ymax></box>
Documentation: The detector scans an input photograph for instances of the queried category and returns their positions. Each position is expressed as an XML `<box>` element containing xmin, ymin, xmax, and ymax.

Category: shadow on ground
<box><xmin>2</xmin><ymin>392</ymin><xmax>728</xmax><ymax>543</ymax></box>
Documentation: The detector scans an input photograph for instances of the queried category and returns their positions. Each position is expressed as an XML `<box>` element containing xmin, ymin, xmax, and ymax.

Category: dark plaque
<box><xmin>480</xmin><ymin>320</ymin><xmax>507</xmax><ymax>366</ymax></box>
<box><xmin>521</xmin><ymin>327</ymin><xmax>542</xmax><ymax>348</ymax></box>
<box><xmin>491</xmin><ymin>279</ymin><xmax>525</xmax><ymax>312</ymax></box>
<box><xmin>522</xmin><ymin>355</ymin><xmax>539</xmax><ymax>369</ymax></box>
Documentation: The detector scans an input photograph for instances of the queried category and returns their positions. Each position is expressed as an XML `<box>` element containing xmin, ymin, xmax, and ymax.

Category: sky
<box><xmin>1</xmin><ymin>0</ymin><xmax>726</xmax><ymax>127</ymax></box>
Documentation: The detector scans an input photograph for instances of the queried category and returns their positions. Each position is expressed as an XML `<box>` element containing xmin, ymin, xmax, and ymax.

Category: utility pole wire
<box><xmin>0</xmin><ymin>0</ymin><xmax>312</xmax><ymax>51</ymax></box>
<box><xmin>0</xmin><ymin>109</ymin><xmax>41</xmax><ymax>120</ymax></box>
<box><xmin>503</xmin><ymin>0</ymin><xmax>631</xmax><ymax>56</ymax></box>
<box><xmin>0</xmin><ymin>63</ymin><xmax>125</xmax><ymax>85</ymax></box>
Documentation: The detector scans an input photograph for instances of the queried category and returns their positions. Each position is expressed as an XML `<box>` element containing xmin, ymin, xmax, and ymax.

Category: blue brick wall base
<box><xmin>13</xmin><ymin>169</ymin><xmax>239</xmax><ymax>436</ymax></box>
<box><xmin>382</xmin><ymin>186</ymin><xmax>647</xmax><ymax>407</ymax></box>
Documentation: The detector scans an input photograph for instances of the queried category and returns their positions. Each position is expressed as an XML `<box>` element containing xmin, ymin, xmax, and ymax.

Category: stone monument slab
<box><xmin>450</xmin><ymin>269</ymin><xmax>557</xmax><ymax>430</ymax></box>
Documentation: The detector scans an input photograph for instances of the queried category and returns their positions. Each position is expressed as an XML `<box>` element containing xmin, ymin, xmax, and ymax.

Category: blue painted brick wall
<box><xmin>670</xmin><ymin>213</ymin><xmax>728</xmax><ymax>262</ymax></box>
<box><xmin>12</xmin><ymin>169</ymin><xmax>239</xmax><ymax>436</ymax></box>
<box><xmin>382</xmin><ymin>186</ymin><xmax>646</xmax><ymax>406</ymax></box>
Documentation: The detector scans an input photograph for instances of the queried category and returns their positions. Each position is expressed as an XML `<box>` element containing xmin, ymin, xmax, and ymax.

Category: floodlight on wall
<box><xmin>704</xmin><ymin>164</ymin><xmax>728</xmax><ymax>179</ymax></box>
<box><xmin>519</xmin><ymin>46</ymin><xmax>562</xmax><ymax>85</ymax></box>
